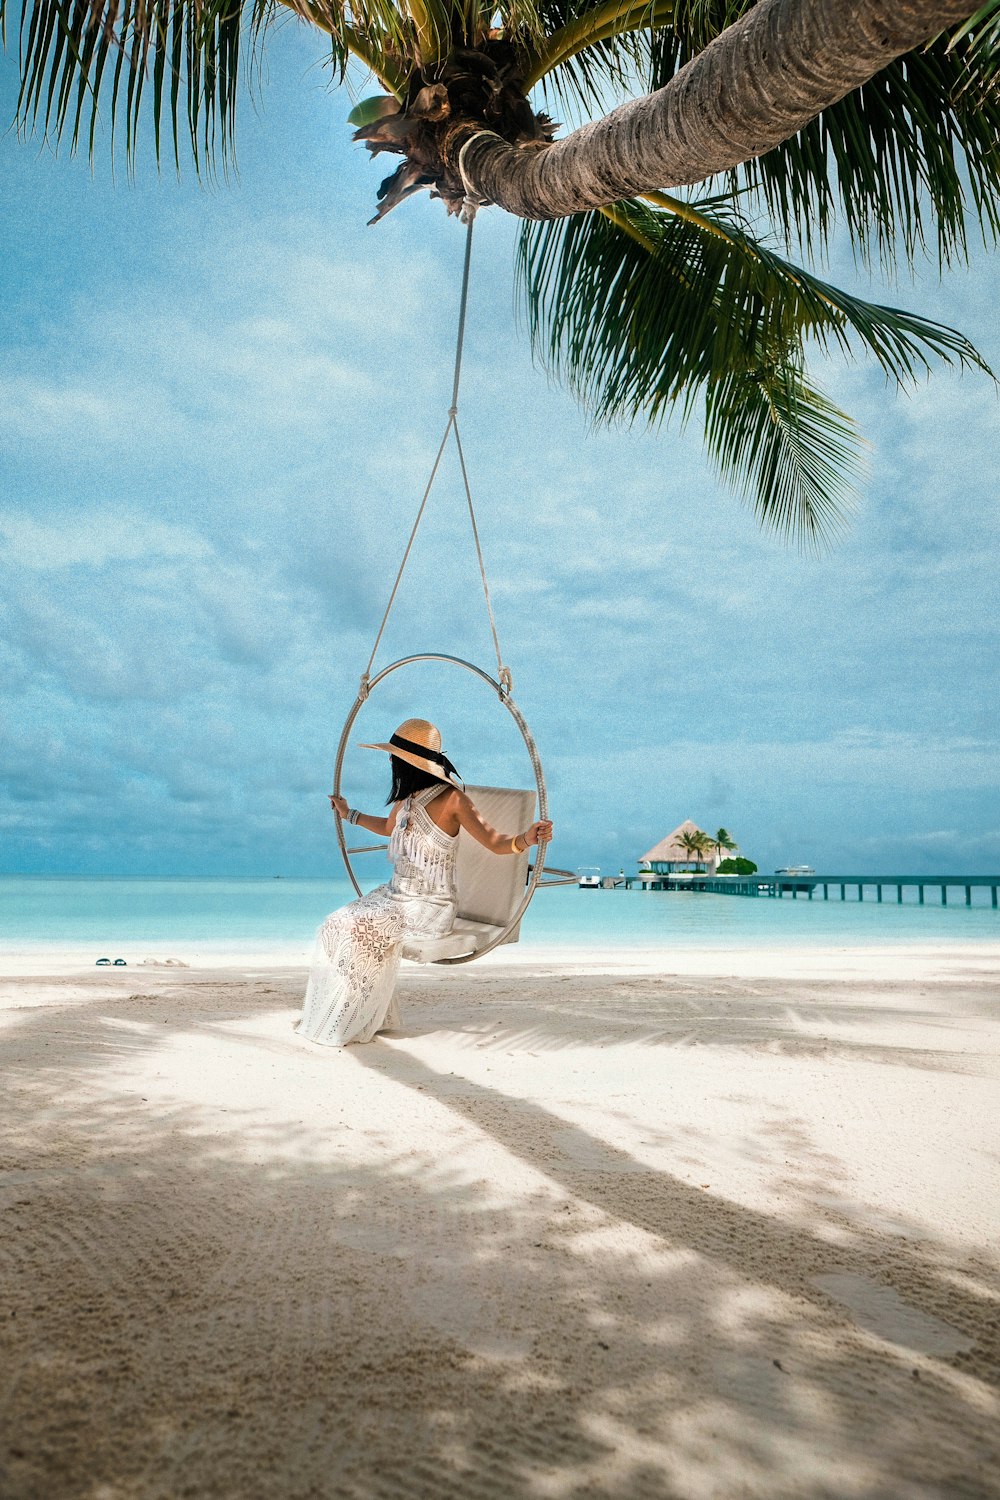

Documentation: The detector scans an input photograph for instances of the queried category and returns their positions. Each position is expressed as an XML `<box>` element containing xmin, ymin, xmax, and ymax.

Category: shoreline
<box><xmin>2</xmin><ymin>936</ymin><xmax>999</xmax><ymax>980</ymax></box>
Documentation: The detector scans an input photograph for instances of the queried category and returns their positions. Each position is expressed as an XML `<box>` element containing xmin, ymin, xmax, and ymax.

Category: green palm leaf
<box><xmin>0</xmin><ymin>0</ymin><xmax>559</xmax><ymax>167</ymax></box>
<box><xmin>705</xmin><ymin>358</ymin><xmax>860</xmax><ymax>548</ymax></box>
<box><xmin>3</xmin><ymin>0</ymin><xmax>284</xmax><ymax>169</ymax></box>
<box><xmin>946</xmin><ymin>0</ymin><xmax>1000</xmax><ymax>97</ymax></box>
<box><xmin>525</xmin><ymin>0</ymin><xmax>675</xmax><ymax>117</ymax></box>
<box><xmin>516</xmin><ymin>197</ymin><xmax>989</xmax><ymax>544</ymax></box>
<box><xmin>730</xmin><ymin>41</ymin><xmax>1000</xmax><ymax>267</ymax></box>
<box><xmin>638</xmin><ymin>191</ymin><xmax>993</xmax><ymax>382</ymax></box>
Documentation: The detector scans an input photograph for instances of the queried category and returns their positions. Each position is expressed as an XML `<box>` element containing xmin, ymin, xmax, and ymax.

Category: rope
<box><xmin>449</xmin><ymin>215</ymin><xmax>475</xmax><ymax>415</ymax></box>
<box><xmin>453</xmin><ymin>423</ymin><xmax>508</xmax><ymax>695</ymax></box>
<box><xmin>457</xmin><ymin>131</ymin><xmax>499</xmax><ymax>210</ymax></box>
<box><xmin>362</xmin><ymin>414</ymin><xmax>455</xmax><ymax>682</ymax></box>
<box><xmin>361</xmin><ymin>212</ymin><xmax>512</xmax><ymax>698</ymax></box>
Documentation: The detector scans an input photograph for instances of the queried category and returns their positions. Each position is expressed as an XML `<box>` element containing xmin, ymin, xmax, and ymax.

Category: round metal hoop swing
<box><xmin>332</xmin><ymin>653</ymin><xmax>550</xmax><ymax>965</ymax></box>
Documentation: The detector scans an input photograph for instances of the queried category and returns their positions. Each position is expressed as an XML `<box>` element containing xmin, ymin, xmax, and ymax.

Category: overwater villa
<box><xmin>639</xmin><ymin>820</ymin><xmax>722</xmax><ymax>879</ymax></box>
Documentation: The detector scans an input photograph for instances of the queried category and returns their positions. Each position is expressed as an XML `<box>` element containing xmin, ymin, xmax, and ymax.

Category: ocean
<box><xmin>1</xmin><ymin>874</ymin><xmax>998</xmax><ymax>959</ymax></box>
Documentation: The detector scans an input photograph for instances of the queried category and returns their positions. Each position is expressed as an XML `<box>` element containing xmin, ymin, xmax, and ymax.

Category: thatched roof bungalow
<box><xmin>640</xmin><ymin>820</ymin><xmax>717</xmax><ymax>874</ymax></box>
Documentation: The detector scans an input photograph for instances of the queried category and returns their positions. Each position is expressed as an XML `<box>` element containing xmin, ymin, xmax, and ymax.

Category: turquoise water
<box><xmin>1</xmin><ymin>875</ymin><xmax>997</xmax><ymax>952</ymax></box>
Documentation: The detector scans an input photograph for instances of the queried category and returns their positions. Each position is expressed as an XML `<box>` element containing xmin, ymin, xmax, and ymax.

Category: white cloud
<box><xmin>0</xmin><ymin>510</ymin><xmax>211</xmax><ymax>570</ymax></box>
<box><xmin>0</xmin><ymin>234</ymin><xmax>419</xmax><ymax>467</ymax></box>
<box><xmin>1</xmin><ymin>65</ymin><xmax>999</xmax><ymax>876</ymax></box>
<box><xmin>0</xmin><ymin>375</ymin><xmax>135</xmax><ymax>442</ymax></box>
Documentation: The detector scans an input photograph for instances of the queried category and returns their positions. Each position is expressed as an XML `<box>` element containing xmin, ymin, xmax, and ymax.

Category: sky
<box><xmin>1</xmin><ymin>22</ymin><xmax>999</xmax><ymax>879</ymax></box>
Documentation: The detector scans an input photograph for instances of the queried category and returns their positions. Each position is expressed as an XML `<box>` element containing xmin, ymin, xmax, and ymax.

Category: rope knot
<box><xmin>457</xmin><ymin>132</ymin><xmax>496</xmax><ymax>224</ymax></box>
<box><xmin>498</xmin><ymin>665</ymin><xmax>513</xmax><ymax>700</ymax></box>
<box><xmin>358</xmin><ymin>672</ymin><xmax>371</xmax><ymax>702</ymax></box>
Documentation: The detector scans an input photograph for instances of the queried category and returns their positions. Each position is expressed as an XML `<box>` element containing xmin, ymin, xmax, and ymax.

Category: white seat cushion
<box><xmin>402</xmin><ymin>918</ymin><xmax>504</xmax><ymax>965</ymax></box>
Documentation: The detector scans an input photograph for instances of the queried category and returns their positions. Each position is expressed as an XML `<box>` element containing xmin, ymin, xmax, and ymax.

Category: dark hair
<box><xmin>386</xmin><ymin>754</ymin><xmax>446</xmax><ymax>805</ymax></box>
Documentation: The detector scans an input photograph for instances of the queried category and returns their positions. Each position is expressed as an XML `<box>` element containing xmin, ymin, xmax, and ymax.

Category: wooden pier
<box><xmin>620</xmin><ymin>873</ymin><xmax>1000</xmax><ymax>906</ymax></box>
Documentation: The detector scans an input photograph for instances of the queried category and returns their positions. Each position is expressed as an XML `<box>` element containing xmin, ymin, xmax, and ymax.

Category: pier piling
<box><xmin>613</xmin><ymin>873</ymin><xmax>997</xmax><ymax>907</ymax></box>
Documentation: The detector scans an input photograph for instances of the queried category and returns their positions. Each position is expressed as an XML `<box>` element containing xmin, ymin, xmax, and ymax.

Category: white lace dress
<box><xmin>297</xmin><ymin>786</ymin><xmax>458</xmax><ymax>1047</ymax></box>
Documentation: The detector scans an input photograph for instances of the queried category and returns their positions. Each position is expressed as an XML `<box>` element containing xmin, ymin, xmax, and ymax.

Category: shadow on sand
<box><xmin>1</xmin><ymin>964</ymin><xmax>998</xmax><ymax>1499</ymax></box>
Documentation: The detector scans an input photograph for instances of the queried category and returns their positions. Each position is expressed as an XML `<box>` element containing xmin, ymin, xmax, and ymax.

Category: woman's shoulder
<box><xmin>424</xmin><ymin>785</ymin><xmax>466</xmax><ymax>830</ymax></box>
<box><xmin>432</xmin><ymin>786</ymin><xmax>468</xmax><ymax>813</ymax></box>
<box><xmin>425</xmin><ymin>786</ymin><xmax>464</xmax><ymax>810</ymax></box>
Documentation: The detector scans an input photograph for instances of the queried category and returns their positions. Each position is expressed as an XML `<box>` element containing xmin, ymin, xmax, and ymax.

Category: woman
<box><xmin>297</xmin><ymin>717</ymin><xmax>553</xmax><ymax>1047</ymax></box>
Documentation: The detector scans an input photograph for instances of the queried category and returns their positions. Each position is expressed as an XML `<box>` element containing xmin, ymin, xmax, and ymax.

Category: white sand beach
<box><xmin>2</xmin><ymin>944</ymin><xmax>999</xmax><ymax>1499</ymax></box>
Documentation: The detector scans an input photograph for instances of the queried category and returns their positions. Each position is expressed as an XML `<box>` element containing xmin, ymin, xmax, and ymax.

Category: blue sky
<box><xmin>1</xmin><ymin>24</ymin><xmax>998</xmax><ymax>878</ymax></box>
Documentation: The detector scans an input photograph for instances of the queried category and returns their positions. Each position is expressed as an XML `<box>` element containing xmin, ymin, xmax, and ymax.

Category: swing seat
<box><xmin>401</xmin><ymin>784</ymin><xmax>536</xmax><ymax>964</ymax></box>
<box><xmin>336</xmin><ymin>654</ymin><xmax>575</xmax><ymax>963</ymax></box>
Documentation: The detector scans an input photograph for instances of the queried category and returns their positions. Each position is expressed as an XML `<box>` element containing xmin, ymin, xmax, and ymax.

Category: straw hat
<box><xmin>359</xmin><ymin>718</ymin><xmax>462</xmax><ymax>786</ymax></box>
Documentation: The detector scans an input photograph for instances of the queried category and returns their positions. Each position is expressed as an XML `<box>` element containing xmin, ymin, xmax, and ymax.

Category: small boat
<box><xmin>775</xmin><ymin>865</ymin><xmax>816</xmax><ymax>876</ymax></box>
<box><xmin>577</xmin><ymin>866</ymin><xmax>601</xmax><ymax>889</ymax></box>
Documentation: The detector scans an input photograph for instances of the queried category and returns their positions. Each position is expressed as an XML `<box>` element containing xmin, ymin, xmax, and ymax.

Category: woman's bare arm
<box><xmin>329</xmin><ymin>793</ymin><xmax>394</xmax><ymax>839</ymax></box>
<box><xmin>450</xmin><ymin>790</ymin><xmax>554</xmax><ymax>855</ymax></box>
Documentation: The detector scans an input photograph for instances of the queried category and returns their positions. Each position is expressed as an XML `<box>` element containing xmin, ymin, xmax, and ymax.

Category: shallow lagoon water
<box><xmin>2</xmin><ymin>874</ymin><xmax>997</xmax><ymax>953</ymax></box>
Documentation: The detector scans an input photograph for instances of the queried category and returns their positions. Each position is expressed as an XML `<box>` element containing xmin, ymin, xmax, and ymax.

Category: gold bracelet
<box><xmin>511</xmin><ymin>835</ymin><xmax>521</xmax><ymax>854</ymax></box>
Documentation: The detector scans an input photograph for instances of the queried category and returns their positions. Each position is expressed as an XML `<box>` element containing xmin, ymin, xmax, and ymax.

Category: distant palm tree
<box><xmin>676</xmin><ymin>829</ymin><xmax>712</xmax><ymax>870</ymax></box>
<box><xmin>674</xmin><ymin>831</ymin><xmax>699</xmax><ymax>868</ymax></box>
<box><xmin>693</xmin><ymin>830</ymin><xmax>715</xmax><ymax>867</ymax></box>
<box><xmin>712</xmin><ymin>828</ymin><xmax>739</xmax><ymax>864</ymax></box>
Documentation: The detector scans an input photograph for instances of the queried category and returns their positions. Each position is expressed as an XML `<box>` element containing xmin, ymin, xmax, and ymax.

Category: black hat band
<box><xmin>389</xmin><ymin>732</ymin><xmax>461</xmax><ymax>782</ymax></box>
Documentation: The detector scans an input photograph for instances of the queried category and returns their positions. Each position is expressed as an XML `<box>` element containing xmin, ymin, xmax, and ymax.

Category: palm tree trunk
<box><xmin>460</xmin><ymin>0</ymin><xmax>979</xmax><ymax>220</ymax></box>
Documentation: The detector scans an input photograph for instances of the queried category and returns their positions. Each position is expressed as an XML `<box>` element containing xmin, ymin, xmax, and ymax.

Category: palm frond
<box><xmin>639</xmin><ymin>191</ymin><xmax>992</xmax><ymax>382</ymax></box>
<box><xmin>729</xmin><ymin>40</ymin><xmax>1000</xmax><ymax>268</ymax></box>
<box><xmin>2</xmin><ymin>0</ymin><xmax>297</xmax><ymax>169</ymax></box>
<box><xmin>523</xmin><ymin>0</ymin><xmax>672</xmax><ymax>101</ymax></box>
<box><xmin>0</xmin><ymin>0</ymin><xmax>473</xmax><ymax>168</ymax></box>
<box><xmin>705</xmin><ymin>358</ymin><xmax>860</xmax><ymax>549</ymax></box>
<box><xmin>516</xmin><ymin>197</ymin><xmax>988</xmax><ymax>543</ymax></box>
<box><xmin>946</xmin><ymin>0</ymin><xmax>1000</xmax><ymax>98</ymax></box>
<box><xmin>0</xmin><ymin>0</ymin><xmax>570</xmax><ymax>167</ymax></box>
<box><xmin>528</xmin><ymin>2</ymin><xmax>752</xmax><ymax>127</ymax></box>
